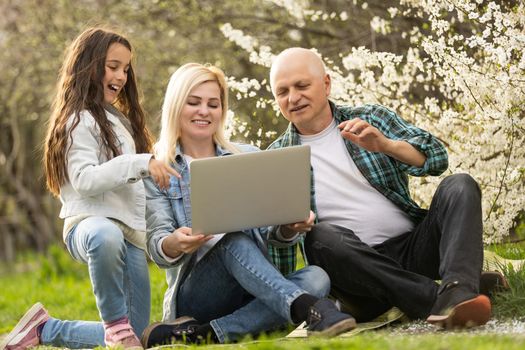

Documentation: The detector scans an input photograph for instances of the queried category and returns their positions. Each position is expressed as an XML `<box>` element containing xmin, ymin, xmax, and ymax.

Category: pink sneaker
<box><xmin>0</xmin><ymin>302</ymin><xmax>50</xmax><ymax>350</ymax></box>
<box><xmin>104</xmin><ymin>321</ymin><xmax>143</xmax><ymax>349</ymax></box>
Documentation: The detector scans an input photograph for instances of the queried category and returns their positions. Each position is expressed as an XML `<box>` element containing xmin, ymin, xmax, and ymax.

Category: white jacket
<box><xmin>59</xmin><ymin>109</ymin><xmax>152</xmax><ymax>238</ymax></box>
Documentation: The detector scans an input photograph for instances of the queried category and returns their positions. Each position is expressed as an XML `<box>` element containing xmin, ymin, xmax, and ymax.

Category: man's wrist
<box><xmin>276</xmin><ymin>225</ymin><xmax>300</xmax><ymax>241</ymax></box>
<box><xmin>382</xmin><ymin>138</ymin><xmax>397</xmax><ymax>156</ymax></box>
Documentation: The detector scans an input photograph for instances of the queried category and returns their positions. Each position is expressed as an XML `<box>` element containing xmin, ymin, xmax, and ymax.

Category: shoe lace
<box><xmin>172</xmin><ymin>325</ymin><xmax>197</xmax><ymax>336</ymax></box>
<box><xmin>107</xmin><ymin>323</ymin><xmax>136</xmax><ymax>343</ymax></box>
<box><xmin>306</xmin><ymin>308</ymin><xmax>322</xmax><ymax>328</ymax></box>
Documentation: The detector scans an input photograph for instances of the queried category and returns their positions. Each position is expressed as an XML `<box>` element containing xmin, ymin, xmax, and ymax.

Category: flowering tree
<box><xmin>221</xmin><ymin>0</ymin><xmax>525</xmax><ymax>243</ymax></box>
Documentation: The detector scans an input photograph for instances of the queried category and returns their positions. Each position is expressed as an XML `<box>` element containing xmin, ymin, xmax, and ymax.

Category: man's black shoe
<box><xmin>427</xmin><ymin>281</ymin><xmax>491</xmax><ymax>329</ymax></box>
<box><xmin>306</xmin><ymin>298</ymin><xmax>357</xmax><ymax>337</ymax></box>
<box><xmin>141</xmin><ymin>316</ymin><xmax>204</xmax><ymax>347</ymax></box>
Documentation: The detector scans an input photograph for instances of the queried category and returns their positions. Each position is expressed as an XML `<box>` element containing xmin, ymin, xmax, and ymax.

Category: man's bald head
<box><xmin>270</xmin><ymin>48</ymin><xmax>327</xmax><ymax>93</ymax></box>
<box><xmin>268</xmin><ymin>47</ymin><xmax>332</xmax><ymax>135</ymax></box>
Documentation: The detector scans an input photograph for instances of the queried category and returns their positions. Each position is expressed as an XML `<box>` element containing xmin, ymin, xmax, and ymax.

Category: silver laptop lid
<box><xmin>190</xmin><ymin>145</ymin><xmax>311</xmax><ymax>235</ymax></box>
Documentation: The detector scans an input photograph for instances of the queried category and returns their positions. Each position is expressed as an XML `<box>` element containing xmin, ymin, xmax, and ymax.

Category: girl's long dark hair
<box><xmin>44</xmin><ymin>27</ymin><xmax>153</xmax><ymax>196</ymax></box>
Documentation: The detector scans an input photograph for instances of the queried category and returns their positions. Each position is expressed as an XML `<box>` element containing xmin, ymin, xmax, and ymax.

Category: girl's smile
<box><xmin>103</xmin><ymin>43</ymin><xmax>131</xmax><ymax>104</ymax></box>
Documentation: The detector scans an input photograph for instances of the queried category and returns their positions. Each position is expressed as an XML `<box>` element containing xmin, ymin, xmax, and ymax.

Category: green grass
<box><xmin>0</xmin><ymin>245</ymin><xmax>167</xmax><ymax>334</ymax></box>
<box><xmin>488</xmin><ymin>241</ymin><xmax>525</xmax><ymax>260</ymax></box>
<box><xmin>486</xmin><ymin>242</ymin><xmax>525</xmax><ymax>318</ymax></box>
<box><xmin>32</xmin><ymin>334</ymin><xmax>525</xmax><ymax>350</ymax></box>
<box><xmin>1</xmin><ymin>243</ymin><xmax>525</xmax><ymax>349</ymax></box>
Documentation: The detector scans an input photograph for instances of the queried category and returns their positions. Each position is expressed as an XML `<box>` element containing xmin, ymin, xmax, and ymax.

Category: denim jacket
<box><xmin>145</xmin><ymin>142</ymin><xmax>300</xmax><ymax>322</ymax></box>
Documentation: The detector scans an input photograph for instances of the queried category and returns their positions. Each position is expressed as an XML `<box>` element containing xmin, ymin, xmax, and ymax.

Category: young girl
<box><xmin>1</xmin><ymin>27</ymin><xmax>176</xmax><ymax>350</ymax></box>
<box><xmin>141</xmin><ymin>63</ymin><xmax>356</xmax><ymax>345</ymax></box>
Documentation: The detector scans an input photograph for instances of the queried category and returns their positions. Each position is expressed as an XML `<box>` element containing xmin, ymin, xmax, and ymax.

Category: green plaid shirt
<box><xmin>267</xmin><ymin>102</ymin><xmax>448</xmax><ymax>275</ymax></box>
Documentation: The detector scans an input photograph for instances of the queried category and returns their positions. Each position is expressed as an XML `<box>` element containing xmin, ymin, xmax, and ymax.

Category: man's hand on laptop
<box><xmin>280</xmin><ymin>210</ymin><xmax>316</xmax><ymax>239</ymax></box>
<box><xmin>161</xmin><ymin>227</ymin><xmax>212</xmax><ymax>258</ymax></box>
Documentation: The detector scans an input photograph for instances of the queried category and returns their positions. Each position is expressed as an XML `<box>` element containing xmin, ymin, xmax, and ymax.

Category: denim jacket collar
<box><xmin>173</xmin><ymin>143</ymin><xmax>233</xmax><ymax>170</ymax></box>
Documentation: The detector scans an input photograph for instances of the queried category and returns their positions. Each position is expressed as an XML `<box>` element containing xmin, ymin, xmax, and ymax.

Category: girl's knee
<box><xmin>82</xmin><ymin>218</ymin><xmax>125</xmax><ymax>252</ymax></box>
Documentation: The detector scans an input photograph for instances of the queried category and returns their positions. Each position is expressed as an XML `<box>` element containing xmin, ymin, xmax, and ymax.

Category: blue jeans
<box><xmin>177</xmin><ymin>232</ymin><xmax>330</xmax><ymax>343</ymax></box>
<box><xmin>40</xmin><ymin>217</ymin><xmax>150</xmax><ymax>348</ymax></box>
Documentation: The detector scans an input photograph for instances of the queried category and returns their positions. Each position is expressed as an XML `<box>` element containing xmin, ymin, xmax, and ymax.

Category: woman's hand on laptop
<box><xmin>280</xmin><ymin>210</ymin><xmax>316</xmax><ymax>239</ymax></box>
<box><xmin>161</xmin><ymin>227</ymin><xmax>212</xmax><ymax>258</ymax></box>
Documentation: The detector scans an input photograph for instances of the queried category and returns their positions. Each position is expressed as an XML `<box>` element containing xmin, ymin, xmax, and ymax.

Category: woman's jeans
<box><xmin>177</xmin><ymin>232</ymin><xmax>330</xmax><ymax>343</ymax></box>
<box><xmin>40</xmin><ymin>217</ymin><xmax>150</xmax><ymax>348</ymax></box>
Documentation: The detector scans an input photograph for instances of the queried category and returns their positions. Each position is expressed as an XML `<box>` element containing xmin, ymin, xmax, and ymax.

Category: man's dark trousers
<box><xmin>304</xmin><ymin>174</ymin><xmax>483</xmax><ymax>321</ymax></box>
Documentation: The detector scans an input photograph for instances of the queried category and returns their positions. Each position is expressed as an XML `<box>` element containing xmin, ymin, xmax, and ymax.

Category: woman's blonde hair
<box><xmin>155</xmin><ymin>63</ymin><xmax>238</xmax><ymax>163</ymax></box>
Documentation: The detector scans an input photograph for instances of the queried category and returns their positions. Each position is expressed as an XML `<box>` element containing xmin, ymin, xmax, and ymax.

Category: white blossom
<box><xmin>370</xmin><ymin>16</ymin><xmax>391</xmax><ymax>35</ymax></box>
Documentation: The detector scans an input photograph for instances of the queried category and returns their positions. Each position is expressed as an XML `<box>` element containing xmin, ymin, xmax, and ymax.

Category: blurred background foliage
<box><xmin>0</xmin><ymin>0</ymin><xmax>521</xmax><ymax>262</ymax></box>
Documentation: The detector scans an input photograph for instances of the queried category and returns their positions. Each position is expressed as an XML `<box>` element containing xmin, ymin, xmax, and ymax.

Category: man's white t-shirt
<box><xmin>300</xmin><ymin>120</ymin><xmax>414</xmax><ymax>246</ymax></box>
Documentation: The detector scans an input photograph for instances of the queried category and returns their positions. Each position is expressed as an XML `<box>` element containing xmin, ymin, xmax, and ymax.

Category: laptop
<box><xmin>190</xmin><ymin>145</ymin><xmax>311</xmax><ymax>235</ymax></box>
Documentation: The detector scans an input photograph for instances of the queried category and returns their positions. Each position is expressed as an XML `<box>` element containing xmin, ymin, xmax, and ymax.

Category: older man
<box><xmin>268</xmin><ymin>47</ymin><xmax>491</xmax><ymax>329</ymax></box>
